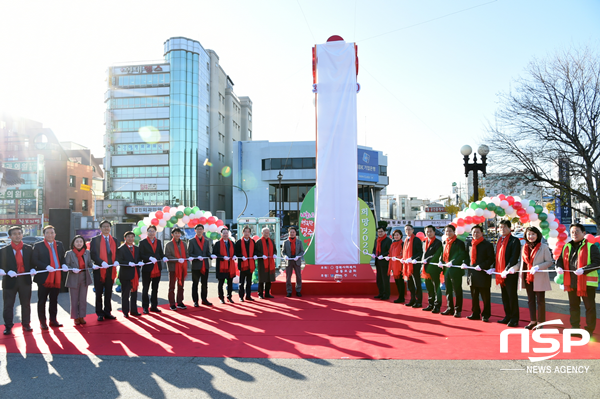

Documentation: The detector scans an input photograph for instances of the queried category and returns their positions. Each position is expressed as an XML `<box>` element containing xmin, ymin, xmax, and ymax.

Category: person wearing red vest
<box><xmin>188</xmin><ymin>224</ymin><xmax>212</xmax><ymax>307</ymax></box>
<box><xmin>32</xmin><ymin>225</ymin><xmax>65</xmax><ymax>330</ymax></box>
<box><xmin>556</xmin><ymin>223</ymin><xmax>600</xmax><ymax>336</ymax></box>
<box><xmin>282</xmin><ymin>227</ymin><xmax>305</xmax><ymax>297</ymax></box>
<box><xmin>213</xmin><ymin>228</ymin><xmax>237</xmax><ymax>304</ymax></box>
<box><xmin>165</xmin><ymin>228</ymin><xmax>188</xmax><ymax>310</ymax></box>
<box><xmin>139</xmin><ymin>225</ymin><xmax>165</xmax><ymax>313</ymax></box>
<box><xmin>255</xmin><ymin>227</ymin><xmax>277</xmax><ymax>299</ymax></box>
<box><xmin>1</xmin><ymin>226</ymin><xmax>34</xmax><ymax>335</ymax></box>
<box><xmin>235</xmin><ymin>226</ymin><xmax>256</xmax><ymax>302</ymax></box>
<box><xmin>117</xmin><ymin>231</ymin><xmax>143</xmax><ymax>318</ymax></box>
<box><xmin>89</xmin><ymin>220</ymin><xmax>119</xmax><ymax>321</ymax></box>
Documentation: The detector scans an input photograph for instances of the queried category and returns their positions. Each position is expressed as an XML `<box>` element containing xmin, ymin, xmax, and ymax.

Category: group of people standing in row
<box><xmin>1</xmin><ymin>220</ymin><xmax>305</xmax><ymax>336</ymax></box>
<box><xmin>372</xmin><ymin>222</ymin><xmax>599</xmax><ymax>335</ymax></box>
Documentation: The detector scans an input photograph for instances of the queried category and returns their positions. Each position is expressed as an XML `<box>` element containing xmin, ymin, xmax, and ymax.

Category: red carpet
<box><xmin>1</xmin><ymin>295</ymin><xmax>598</xmax><ymax>360</ymax></box>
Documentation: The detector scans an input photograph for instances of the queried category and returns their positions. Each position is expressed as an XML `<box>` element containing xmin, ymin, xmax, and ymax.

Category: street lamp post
<box><xmin>277</xmin><ymin>171</ymin><xmax>283</xmax><ymax>228</ymax></box>
<box><xmin>461</xmin><ymin>145</ymin><xmax>489</xmax><ymax>202</ymax></box>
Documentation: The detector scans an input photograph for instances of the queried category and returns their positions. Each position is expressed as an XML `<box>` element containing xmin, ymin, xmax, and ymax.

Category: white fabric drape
<box><xmin>315</xmin><ymin>40</ymin><xmax>359</xmax><ymax>265</ymax></box>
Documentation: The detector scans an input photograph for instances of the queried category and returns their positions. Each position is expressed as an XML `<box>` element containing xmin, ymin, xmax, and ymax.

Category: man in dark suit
<box><xmin>139</xmin><ymin>225</ymin><xmax>164</xmax><ymax>314</ymax></box>
<box><xmin>89</xmin><ymin>220</ymin><xmax>119</xmax><ymax>321</ymax></box>
<box><xmin>212</xmin><ymin>228</ymin><xmax>236</xmax><ymax>304</ymax></box>
<box><xmin>1</xmin><ymin>226</ymin><xmax>34</xmax><ymax>335</ymax></box>
<box><xmin>495</xmin><ymin>219</ymin><xmax>523</xmax><ymax>327</ymax></box>
<box><xmin>372</xmin><ymin>227</ymin><xmax>392</xmax><ymax>300</ymax></box>
<box><xmin>255</xmin><ymin>227</ymin><xmax>277</xmax><ymax>299</ymax></box>
<box><xmin>421</xmin><ymin>225</ymin><xmax>443</xmax><ymax>313</ymax></box>
<box><xmin>403</xmin><ymin>224</ymin><xmax>424</xmax><ymax>307</ymax></box>
<box><xmin>116</xmin><ymin>231</ymin><xmax>142</xmax><ymax>318</ymax></box>
<box><xmin>235</xmin><ymin>226</ymin><xmax>257</xmax><ymax>302</ymax></box>
<box><xmin>466</xmin><ymin>225</ymin><xmax>495</xmax><ymax>322</ymax></box>
<box><xmin>32</xmin><ymin>225</ymin><xmax>66</xmax><ymax>329</ymax></box>
<box><xmin>188</xmin><ymin>224</ymin><xmax>212</xmax><ymax>307</ymax></box>
<box><xmin>441</xmin><ymin>224</ymin><xmax>469</xmax><ymax>318</ymax></box>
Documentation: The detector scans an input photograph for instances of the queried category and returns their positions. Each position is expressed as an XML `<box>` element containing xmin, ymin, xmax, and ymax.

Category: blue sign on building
<box><xmin>358</xmin><ymin>149</ymin><xmax>379</xmax><ymax>182</ymax></box>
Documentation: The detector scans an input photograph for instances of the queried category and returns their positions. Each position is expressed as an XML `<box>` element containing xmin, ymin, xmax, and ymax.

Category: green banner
<box><xmin>0</xmin><ymin>189</ymin><xmax>37</xmax><ymax>199</ymax></box>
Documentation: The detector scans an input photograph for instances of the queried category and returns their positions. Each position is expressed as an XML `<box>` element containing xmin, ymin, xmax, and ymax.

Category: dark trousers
<box><xmin>258</xmin><ymin>282</ymin><xmax>272</xmax><ymax>296</ymax></box>
<box><xmin>191</xmin><ymin>269</ymin><xmax>209</xmax><ymax>303</ymax></box>
<box><xmin>568</xmin><ymin>286</ymin><xmax>596</xmax><ymax>332</ymax></box>
<box><xmin>500</xmin><ymin>274</ymin><xmax>520</xmax><ymax>322</ymax></box>
<box><xmin>218</xmin><ymin>277</ymin><xmax>233</xmax><ymax>299</ymax></box>
<box><xmin>120</xmin><ymin>279</ymin><xmax>138</xmax><ymax>316</ymax></box>
<box><xmin>141</xmin><ymin>271</ymin><xmax>160</xmax><ymax>310</ymax></box>
<box><xmin>525</xmin><ymin>282</ymin><xmax>546</xmax><ymax>323</ymax></box>
<box><xmin>470</xmin><ymin>286</ymin><xmax>491</xmax><ymax>318</ymax></box>
<box><xmin>286</xmin><ymin>261</ymin><xmax>302</xmax><ymax>294</ymax></box>
<box><xmin>93</xmin><ymin>270</ymin><xmax>114</xmax><ymax>317</ymax></box>
<box><xmin>425</xmin><ymin>272</ymin><xmax>443</xmax><ymax>308</ymax></box>
<box><xmin>168</xmin><ymin>271</ymin><xmax>184</xmax><ymax>306</ymax></box>
<box><xmin>375</xmin><ymin>261</ymin><xmax>390</xmax><ymax>298</ymax></box>
<box><xmin>394</xmin><ymin>277</ymin><xmax>405</xmax><ymax>302</ymax></box>
<box><xmin>37</xmin><ymin>285</ymin><xmax>60</xmax><ymax>323</ymax></box>
<box><xmin>407</xmin><ymin>267</ymin><xmax>422</xmax><ymax>304</ymax></box>
<box><xmin>444</xmin><ymin>269</ymin><xmax>463</xmax><ymax>311</ymax></box>
<box><xmin>239</xmin><ymin>270</ymin><xmax>253</xmax><ymax>299</ymax></box>
<box><xmin>3</xmin><ymin>280</ymin><xmax>32</xmax><ymax>328</ymax></box>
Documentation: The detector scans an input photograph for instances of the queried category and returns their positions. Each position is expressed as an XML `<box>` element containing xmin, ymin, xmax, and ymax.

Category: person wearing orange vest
<box><xmin>556</xmin><ymin>223</ymin><xmax>600</xmax><ymax>336</ymax></box>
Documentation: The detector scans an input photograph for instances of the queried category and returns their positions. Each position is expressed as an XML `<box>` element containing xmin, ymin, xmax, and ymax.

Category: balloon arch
<box><xmin>448</xmin><ymin>194</ymin><xmax>591</xmax><ymax>260</ymax></box>
<box><xmin>132</xmin><ymin>205</ymin><xmax>227</xmax><ymax>243</ymax></box>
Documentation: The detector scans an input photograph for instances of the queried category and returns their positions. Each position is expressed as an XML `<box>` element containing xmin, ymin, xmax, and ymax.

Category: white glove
<box><xmin>556</xmin><ymin>267</ymin><xmax>564</xmax><ymax>275</ymax></box>
<box><xmin>412</xmin><ymin>259</ymin><xmax>418</xmax><ymax>264</ymax></box>
<box><xmin>149</xmin><ymin>257</ymin><xmax>157</xmax><ymax>263</ymax></box>
<box><xmin>93</xmin><ymin>265</ymin><xmax>100</xmax><ymax>270</ymax></box>
<box><xmin>30</xmin><ymin>269</ymin><xmax>37</xmax><ymax>275</ymax></box>
<box><xmin>101</xmin><ymin>261</ymin><xmax>109</xmax><ymax>268</ymax></box>
<box><xmin>575</xmin><ymin>268</ymin><xmax>584</xmax><ymax>276</ymax></box>
<box><xmin>73</xmin><ymin>268</ymin><xmax>80</xmax><ymax>274</ymax></box>
<box><xmin>211</xmin><ymin>255</ymin><xmax>217</xmax><ymax>259</ymax></box>
<box><xmin>438</xmin><ymin>263</ymin><xmax>444</xmax><ymax>269</ymax></box>
<box><xmin>485</xmin><ymin>268</ymin><xmax>494</xmax><ymax>275</ymax></box>
<box><xmin>233</xmin><ymin>256</ymin><xmax>238</xmax><ymax>261</ymax></box>
<box><xmin>293</xmin><ymin>256</ymin><xmax>299</xmax><ymax>261</ymax></box>
<box><xmin>284</xmin><ymin>255</ymin><xmax>289</xmax><ymax>261</ymax></box>
<box><xmin>253</xmin><ymin>255</ymin><xmax>258</xmax><ymax>260</ymax></box>
<box><xmin>422</xmin><ymin>260</ymin><xmax>428</xmax><ymax>265</ymax></box>
<box><xmin>460</xmin><ymin>264</ymin><xmax>467</xmax><ymax>270</ymax></box>
<box><xmin>223</xmin><ymin>256</ymin><xmax>230</xmax><ymax>261</ymax></box>
<box><xmin>377</xmin><ymin>255</ymin><xmax>383</xmax><ymax>260</ymax></box>
<box><xmin>273</xmin><ymin>254</ymin><xmax>277</xmax><ymax>259</ymax></box>
<box><xmin>371</xmin><ymin>254</ymin><xmax>376</xmax><ymax>259</ymax></box>
<box><xmin>46</xmin><ymin>265</ymin><xmax>54</xmax><ymax>272</ymax></box>
<box><xmin>162</xmin><ymin>257</ymin><xmax>169</xmax><ymax>263</ymax></box>
<box><xmin>188</xmin><ymin>257</ymin><xmax>194</xmax><ymax>262</ymax></box>
<box><xmin>501</xmin><ymin>270</ymin><xmax>509</xmax><ymax>278</ymax></box>
<box><xmin>0</xmin><ymin>269</ymin><xmax>5</xmax><ymax>276</ymax></box>
<box><xmin>262</xmin><ymin>255</ymin><xmax>268</xmax><ymax>260</ymax></box>
<box><xmin>62</xmin><ymin>264</ymin><xmax>69</xmax><ymax>272</ymax></box>
<box><xmin>474</xmin><ymin>265</ymin><xmax>482</xmax><ymax>272</ymax></box>
<box><xmin>242</xmin><ymin>256</ymin><xmax>247</xmax><ymax>261</ymax></box>
<box><xmin>137</xmin><ymin>262</ymin><xmax>144</xmax><ymax>266</ymax></box>
<box><xmin>129</xmin><ymin>262</ymin><xmax>136</xmax><ymax>267</ymax></box>
<box><xmin>509</xmin><ymin>267</ymin><xmax>515</xmax><ymax>274</ymax></box>
<box><xmin>178</xmin><ymin>258</ymin><xmax>185</xmax><ymax>264</ymax></box>
<box><xmin>530</xmin><ymin>265</ymin><xmax>539</xmax><ymax>275</ymax></box>
<box><xmin>113</xmin><ymin>261</ymin><xmax>119</xmax><ymax>267</ymax></box>
<box><xmin>8</xmin><ymin>270</ymin><xmax>17</xmax><ymax>277</ymax></box>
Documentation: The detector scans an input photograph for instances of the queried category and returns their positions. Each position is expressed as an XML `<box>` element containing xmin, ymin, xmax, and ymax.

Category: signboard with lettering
<box><xmin>80</xmin><ymin>184</ymin><xmax>91</xmax><ymax>191</ymax></box>
<box><xmin>140</xmin><ymin>184</ymin><xmax>157</xmax><ymax>190</ymax></box>
<box><xmin>0</xmin><ymin>189</ymin><xmax>37</xmax><ymax>199</ymax></box>
<box><xmin>0</xmin><ymin>217</ymin><xmax>42</xmax><ymax>226</ymax></box>
<box><xmin>2</xmin><ymin>162</ymin><xmax>37</xmax><ymax>171</ymax></box>
<box><xmin>125</xmin><ymin>206</ymin><xmax>164</xmax><ymax>215</ymax></box>
<box><xmin>357</xmin><ymin>149</ymin><xmax>379</xmax><ymax>182</ymax></box>
<box><xmin>425</xmin><ymin>207</ymin><xmax>446</xmax><ymax>213</ymax></box>
<box><xmin>556</xmin><ymin>158</ymin><xmax>572</xmax><ymax>224</ymax></box>
<box><xmin>115</xmin><ymin>65</ymin><xmax>166</xmax><ymax>75</ymax></box>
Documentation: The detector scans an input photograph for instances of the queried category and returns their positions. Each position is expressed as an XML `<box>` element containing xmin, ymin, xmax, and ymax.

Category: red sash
<box><xmin>290</xmin><ymin>237</ymin><xmax>296</xmax><ymax>257</ymax></box>
<box><xmin>375</xmin><ymin>236</ymin><xmax>385</xmax><ymax>256</ymax></box>
<box><xmin>219</xmin><ymin>239</ymin><xmax>236</xmax><ymax>278</ymax></box>
<box><xmin>240</xmin><ymin>239</ymin><xmax>255</xmax><ymax>272</ymax></box>
<box><xmin>402</xmin><ymin>236</ymin><xmax>415</xmax><ymax>279</ymax></box>
<box><xmin>11</xmin><ymin>241</ymin><xmax>25</xmax><ymax>274</ymax></box>
<box><xmin>388</xmin><ymin>241</ymin><xmax>403</xmax><ymax>279</ymax></box>
<box><xmin>195</xmin><ymin>235</ymin><xmax>207</xmax><ymax>275</ymax></box>
<box><xmin>261</xmin><ymin>238</ymin><xmax>276</xmax><ymax>272</ymax></box>
<box><xmin>128</xmin><ymin>245</ymin><xmax>139</xmax><ymax>291</ymax></box>
<box><xmin>73</xmin><ymin>246</ymin><xmax>86</xmax><ymax>270</ymax></box>
<box><xmin>421</xmin><ymin>238</ymin><xmax>436</xmax><ymax>280</ymax></box>
<box><xmin>443</xmin><ymin>236</ymin><xmax>456</xmax><ymax>263</ymax></box>
<box><xmin>43</xmin><ymin>240</ymin><xmax>62</xmax><ymax>288</ymax></box>
<box><xmin>470</xmin><ymin>237</ymin><xmax>484</xmax><ymax>266</ymax></box>
<box><xmin>172</xmin><ymin>240</ymin><xmax>187</xmax><ymax>286</ymax></box>
<box><xmin>495</xmin><ymin>235</ymin><xmax>509</xmax><ymax>286</ymax></box>
<box><xmin>99</xmin><ymin>235</ymin><xmax>117</xmax><ymax>283</ymax></box>
<box><xmin>522</xmin><ymin>243</ymin><xmax>540</xmax><ymax>284</ymax></box>
<box><xmin>147</xmin><ymin>239</ymin><xmax>161</xmax><ymax>278</ymax></box>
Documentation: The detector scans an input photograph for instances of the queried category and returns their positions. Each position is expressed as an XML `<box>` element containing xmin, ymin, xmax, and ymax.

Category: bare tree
<box><xmin>486</xmin><ymin>46</ymin><xmax>600</xmax><ymax>224</ymax></box>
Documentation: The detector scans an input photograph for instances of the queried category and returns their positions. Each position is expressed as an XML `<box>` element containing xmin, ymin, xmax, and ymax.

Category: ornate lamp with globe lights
<box><xmin>461</xmin><ymin>144</ymin><xmax>489</xmax><ymax>202</ymax></box>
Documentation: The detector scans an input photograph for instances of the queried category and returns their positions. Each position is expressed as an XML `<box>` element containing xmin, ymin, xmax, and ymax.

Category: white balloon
<box><xmin>547</xmin><ymin>213</ymin><xmax>556</xmax><ymax>222</ymax></box>
<box><xmin>529</xmin><ymin>213</ymin><xmax>539</xmax><ymax>222</ymax></box>
<box><xmin>204</xmin><ymin>211</ymin><xmax>212</xmax><ymax>218</ymax></box>
<box><xmin>177</xmin><ymin>205</ymin><xmax>185</xmax><ymax>211</ymax></box>
<box><xmin>456</xmin><ymin>226</ymin><xmax>465</xmax><ymax>235</ymax></box>
<box><xmin>492</xmin><ymin>197</ymin><xmax>501</xmax><ymax>206</ymax></box>
<box><xmin>182</xmin><ymin>216</ymin><xmax>190</xmax><ymax>223</ymax></box>
<box><xmin>549</xmin><ymin>221</ymin><xmax>559</xmax><ymax>230</ymax></box>
<box><xmin>513</xmin><ymin>196</ymin><xmax>521</xmax><ymax>203</ymax></box>
<box><xmin>489</xmin><ymin>211</ymin><xmax>496</xmax><ymax>218</ymax></box>
<box><xmin>143</xmin><ymin>217</ymin><xmax>151</xmax><ymax>225</ymax></box>
<box><xmin>483</xmin><ymin>210</ymin><xmax>492</xmax><ymax>219</ymax></box>
<box><xmin>482</xmin><ymin>197</ymin><xmax>492</xmax><ymax>203</ymax></box>
<box><xmin>209</xmin><ymin>224</ymin><xmax>218</xmax><ymax>232</ymax></box>
<box><xmin>177</xmin><ymin>220</ymin><xmax>185</xmax><ymax>227</ymax></box>
<box><xmin>156</xmin><ymin>226</ymin><xmax>164</xmax><ymax>232</ymax></box>
<box><xmin>141</xmin><ymin>226</ymin><xmax>148</xmax><ymax>234</ymax></box>
<box><xmin>194</xmin><ymin>211</ymin><xmax>203</xmax><ymax>219</ymax></box>
<box><xmin>149</xmin><ymin>212</ymin><xmax>156</xmax><ymax>220</ymax></box>
<box><xmin>549</xmin><ymin>230</ymin><xmax>559</xmax><ymax>238</ymax></box>
<box><xmin>526</xmin><ymin>206</ymin><xmax>535</xmax><ymax>215</ymax></box>
<box><xmin>547</xmin><ymin>237</ymin><xmax>559</xmax><ymax>250</ymax></box>
<box><xmin>500</xmin><ymin>200</ymin><xmax>509</xmax><ymax>209</ymax></box>
<box><xmin>531</xmin><ymin>219</ymin><xmax>541</xmax><ymax>228</ymax></box>
<box><xmin>505</xmin><ymin>206</ymin><xmax>514</xmax><ymax>215</ymax></box>
<box><xmin>159</xmin><ymin>219</ymin><xmax>167</xmax><ymax>227</ymax></box>
<box><xmin>475</xmin><ymin>208</ymin><xmax>484</xmax><ymax>217</ymax></box>
<box><xmin>139</xmin><ymin>233</ymin><xmax>147</xmax><ymax>240</ymax></box>
<box><xmin>163</xmin><ymin>212</ymin><xmax>171</xmax><ymax>220</ymax></box>
<box><xmin>464</xmin><ymin>224</ymin><xmax>473</xmax><ymax>233</ymax></box>
<box><xmin>217</xmin><ymin>225</ymin><xmax>225</xmax><ymax>233</ymax></box>
<box><xmin>233</xmin><ymin>276</ymin><xmax>240</xmax><ymax>284</ymax></box>
<box><xmin>457</xmin><ymin>212</ymin><xmax>466</xmax><ymax>219</ymax></box>
<box><xmin>543</xmin><ymin>208</ymin><xmax>549</xmax><ymax>214</ymax></box>
<box><xmin>453</xmin><ymin>217</ymin><xmax>459</xmax><ymax>223</ymax></box>
<box><xmin>466</xmin><ymin>208</ymin><xmax>476</xmax><ymax>216</ymax></box>
<box><xmin>203</xmin><ymin>224</ymin><xmax>209</xmax><ymax>231</ymax></box>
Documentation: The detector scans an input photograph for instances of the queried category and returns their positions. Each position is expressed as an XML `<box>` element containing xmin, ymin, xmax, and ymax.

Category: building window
<box><xmin>248</xmin><ymin>129</ymin><xmax>252</xmax><ymax>139</ymax></box>
<box><xmin>218</xmin><ymin>172</ymin><xmax>223</xmax><ymax>182</ymax></box>
<box><xmin>69</xmin><ymin>199</ymin><xmax>75</xmax><ymax>210</ymax></box>
<box><xmin>112</xmin><ymin>166</ymin><xmax>169</xmax><ymax>178</ymax></box>
<box><xmin>206</xmin><ymin>126</ymin><xmax>209</xmax><ymax>135</ymax></box>
<box><xmin>114</xmin><ymin>143</ymin><xmax>169</xmax><ymax>155</ymax></box>
<box><xmin>82</xmin><ymin>200</ymin><xmax>88</xmax><ymax>211</ymax></box>
<box><xmin>69</xmin><ymin>176</ymin><xmax>76</xmax><ymax>187</ymax></box>
<box><xmin>110</xmin><ymin>96</ymin><xmax>169</xmax><ymax>110</ymax></box>
<box><xmin>379</xmin><ymin>165</ymin><xmax>387</xmax><ymax>176</ymax></box>
<box><xmin>218</xmin><ymin>194</ymin><xmax>225</xmax><ymax>202</ymax></box>
<box><xmin>248</xmin><ymin>113</ymin><xmax>252</xmax><ymax>122</ymax></box>
<box><xmin>262</xmin><ymin>158</ymin><xmax>315</xmax><ymax>170</ymax></box>
<box><xmin>82</xmin><ymin>177</ymin><xmax>89</xmax><ymax>185</ymax></box>
<box><xmin>218</xmin><ymin>153</ymin><xmax>225</xmax><ymax>162</ymax></box>
<box><xmin>113</xmin><ymin>119</ymin><xmax>169</xmax><ymax>132</ymax></box>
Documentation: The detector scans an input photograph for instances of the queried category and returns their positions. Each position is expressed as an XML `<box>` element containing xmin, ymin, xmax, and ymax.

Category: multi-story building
<box><xmin>104</xmin><ymin>37</ymin><xmax>252</xmax><ymax>222</ymax></box>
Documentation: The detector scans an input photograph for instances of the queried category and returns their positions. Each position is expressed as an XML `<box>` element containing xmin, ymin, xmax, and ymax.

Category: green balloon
<box><xmin>184</xmin><ymin>207</ymin><xmax>192</xmax><ymax>216</ymax></box>
<box><xmin>192</xmin><ymin>206</ymin><xmax>200</xmax><ymax>214</ymax></box>
<box><xmin>133</xmin><ymin>227</ymin><xmax>142</xmax><ymax>235</ymax></box>
<box><xmin>486</xmin><ymin>203</ymin><xmax>496</xmax><ymax>212</ymax></box>
<box><xmin>478</xmin><ymin>201</ymin><xmax>487</xmax><ymax>209</ymax></box>
<box><xmin>529</xmin><ymin>200</ymin><xmax>536</xmax><ymax>207</ymax></box>
<box><xmin>541</xmin><ymin>227</ymin><xmax>550</xmax><ymax>235</ymax></box>
<box><xmin>175</xmin><ymin>211</ymin><xmax>184</xmax><ymax>219</ymax></box>
<box><xmin>166</xmin><ymin>221</ymin><xmax>174</xmax><ymax>228</ymax></box>
<box><xmin>137</xmin><ymin>220</ymin><xmax>146</xmax><ymax>227</ymax></box>
<box><xmin>554</xmin><ymin>274</ymin><xmax>564</xmax><ymax>285</ymax></box>
<box><xmin>134</xmin><ymin>237</ymin><xmax>140</xmax><ymax>245</ymax></box>
<box><xmin>496</xmin><ymin>209</ymin><xmax>505</xmax><ymax>217</ymax></box>
<box><xmin>169</xmin><ymin>216</ymin><xmax>178</xmax><ymax>224</ymax></box>
<box><xmin>470</xmin><ymin>202</ymin><xmax>478</xmax><ymax>210</ymax></box>
<box><xmin>534</xmin><ymin>205</ymin><xmax>543</xmax><ymax>214</ymax></box>
<box><xmin>540</xmin><ymin>221</ymin><xmax>549</xmax><ymax>229</ymax></box>
<box><xmin>210</xmin><ymin>232</ymin><xmax>219</xmax><ymax>240</ymax></box>
<box><xmin>539</xmin><ymin>212</ymin><xmax>548</xmax><ymax>221</ymax></box>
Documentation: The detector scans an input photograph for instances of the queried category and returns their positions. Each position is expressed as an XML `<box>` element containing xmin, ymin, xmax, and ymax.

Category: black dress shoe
<box><xmin>405</xmin><ymin>301</ymin><xmax>415</xmax><ymax>307</ymax></box>
<box><xmin>507</xmin><ymin>321</ymin><xmax>519</xmax><ymax>328</ymax></box>
<box><xmin>239</xmin><ymin>297</ymin><xmax>245</xmax><ymax>302</ymax></box>
<box><xmin>3</xmin><ymin>328</ymin><xmax>11</xmax><ymax>335</ymax></box>
<box><xmin>374</xmin><ymin>295</ymin><xmax>382</xmax><ymax>299</ymax></box>
<box><xmin>227</xmin><ymin>297</ymin><xmax>234</xmax><ymax>303</ymax></box>
<box><xmin>296</xmin><ymin>292</ymin><xmax>302</xmax><ymax>297</ymax></box>
<box><xmin>49</xmin><ymin>321</ymin><xmax>63</xmax><ymax>328</ymax></box>
<box><xmin>202</xmin><ymin>301</ymin><xmax>213</xmax><ymax>306</ymax></box>
<box><xmin>97</xmin><ymin>316</ymin><xmax>104</xmax><ymax>322</ymax></box>
<box><xmin>431</xmin><ymin>307</ymin><xmax>441</xmax><ymax>314</ymax></box>
<box><xmin>123</xmin><ymin>314</ymin><xmax>129</xmax><ymax>318</ymax></box>
<box><xmin>150</xmin><ymin>307</ymin><xmax>162</xmax><ymax>313</ymax></box>
<box><xmin>131</xmin><ymin>312</ymin><xmax>142</xmax><ymax>317</ymax></box>
<box><xmin>393</xmin><ymin>298</ymin><xmax>405</xmax><ymax>304</ymax></box>
<box><xmin>497</xmin><ymin>318</ymin><xmax>510</xmax><ymax>324</ymax></box>
<box><xmin>170</xmin><ymin>305</ymin><xmax>177</xmax><ymax>311</ymax></box>
<box><xmin>422</xmin><ymin>305</ymin><xmax>434</xmax><ymax>311</ymax></box>
<box><xmin>40</xmin><ymin>323</ymin><xmax>49</xmax><ymax>330</ymax></box>
<box><xmin>412</xmin><ymin>303</ymin><xmax>422</xmax><ymax>309</ymax></box>
<box><xmin>467</xmin><ymin>314</ymin><xmax>481</xmax><ymax>320</ymax></box>
<box><xmin>177</xmin><ymin>304</ymin><xmax>187</xmax><ymax>310</ymax></box>
<box><xmin>441</xmin><ymin>308</ymin><xmax>454</xmax><ymax>316</ymax></box>
<box><xmin>105</xmin><ymin>314</ymin><xmax>117</xmax><ymax>320</ymax></box>
<box><xmin>22</xmin><ymin>326</ymin><xmax>33</xmax><ymax>333</ymax></box>
<box><xmin>258</xmin><ymin>294</ymin><xmax>264</xmax><ymax>299</ymax></box>
<box><xmin>220</xmin><ymin>299</ymin><xmax>225</xmax><ymax>304</ymax></box>
<box><xmin>482</xmin><ymin>317</ymin><xmax>490</xmax><ymax>322</ymax></box>
<box><xmin>143</xmin><ymin>309</ymin><xmax>149</xmax><ymax>315</ymax></box>
<box><xmin>246</xmin><ymin>297</ymin><xmax>255</xmax><ymax>301</ymax></box>
<box><xmin>525</xmin><ymin>322</ymin><xmax>537</xmax><ymax>330</ymax></box>
<box><xmin>265</xmin><ymin>294</ymin><xmax>274</xmax><ymax>299</ymax></box>
<box><xmin>194</xmin><ymin>302</ymin><xmax>199</xmax><ymax>307</ymax></box>
<box><xmin>286</xmin><ymin>293</ymin><xmax>292</xmax><ymax>297</ymax></box>
<box><xmin>453</xmin><ymin>311</ymin><xmax>461</xmax><ymax>318</ymax></box>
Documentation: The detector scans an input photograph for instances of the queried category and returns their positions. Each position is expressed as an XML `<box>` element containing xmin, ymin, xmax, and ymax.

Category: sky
<box><xmin>1</xmin><ymin>0</ymin><xmax>599</xmax><ymax>200</ymax></box>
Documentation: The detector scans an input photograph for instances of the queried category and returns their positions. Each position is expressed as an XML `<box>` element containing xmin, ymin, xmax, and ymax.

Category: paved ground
<box><xmin>1</xmin><ymin>266</ymin><xmax>599</xmax><ymax>398</ymax></box>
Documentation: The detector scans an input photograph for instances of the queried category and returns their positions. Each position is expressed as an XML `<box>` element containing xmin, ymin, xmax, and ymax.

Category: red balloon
<box><xmin>512</xmin><ymin>202</ymin><xmax>522</xmax><ymax>210</ymax></box>
<box><xmin>207</xmin><ymin>216</ymin><xmax>216</xmax><ymax>224</ymax></box>
<box><xmin>516</xmin><ymin>209</ymin><xmax>526</xmax><ymax>217</ymax></box>
<box><xmin>553</xmin><ymin>253</ymin><xmax>560</xmax><ymax>260</ymax></box>
<box><xmin>151</xmin><ymin>218</ymin><xmax>159</xmax><ymax>226</ymax></box>
<box><xmin>188</xmin><ymin>220</ymin><xmax>197</xmax><ymax>228</ymax></box>
<box><xmin>162</xmin><ymin>206</ymin><xmax>171</xmax><ymax>213</ymax></box>
<box><xmin>464</xmin><ymin>216</ymin><xmax>473</xmax><ymax>224</ymax></box>
<box><xmin>557</xmin><ymin>224</ymin><xmax>566</xmax><ymax>233</ymax></box>
<box><xmin>450</xmin><ymin>222</ymin><xmax>457</xmax><ymax>228</ymax></box>
<box><xmin>456</xmin><ymin>219</ymin><xmax>465</xmax><ymax>226</ymax></box>
<box><xmin>520</xmin><ymin>214</ymin><xmax>530</xmax><ymax>223</ymax></box>
<box><xmin>557</xmin><ymin>232</ymin><xmax>568</xmax><ymax>241</ymax></box>
<box><xmin>556</xmin><ymin>240</ymin><xmax>566</xmax><ymax>247</ymax></box>
<box><xmin>498</xmin><ymin>194</ymin><xmax>506</xmax><ymax>200</ymax></box>
<box><xmin>506</xmin><ymin>196</ymin><xmax>515</xmax><ymax>205</ymax></box>
<box><xmin>198</xmin><ymin>217</ymin><xmax>207</xmax><ymax>225</ymax></box>
<box><xmin>585</xmin><ymin>234</ymin><xmax>595</xmax><ymax>244</ymax></box>
<box><xmin>86</xmin><ymin>241</ymin><xmax>91</xmax><ymax>249</ymax></box>
<box><xmin>155</xmin><ymin>210</ymin><xmax>164</xmax><ymax>219</ymax></box>
<box><xmin>216</xmin><ymin>219</ymin><xmax>224</xmax><ymax>227</ymax></box>
<box><xmin>252</xmin><ymin>235</ymin><xmax>260</xmax><ymax>241</ymax></box>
